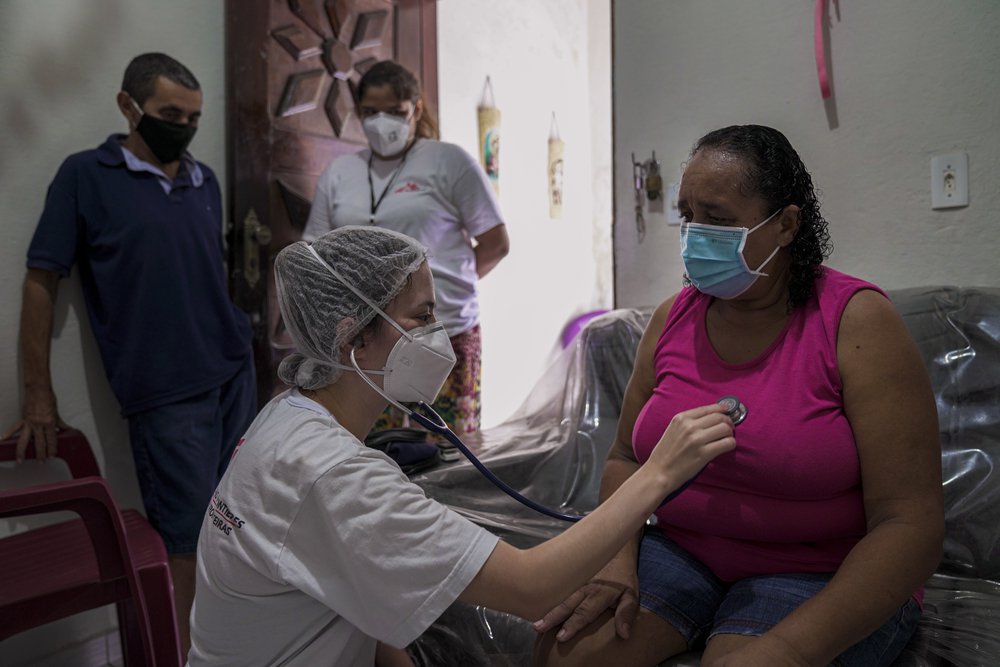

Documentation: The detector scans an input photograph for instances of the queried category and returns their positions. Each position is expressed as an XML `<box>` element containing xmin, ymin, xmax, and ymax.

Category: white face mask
<box><xmin>362</xmin><ymin>112</ymin><xmax>411</xmax><ymax>156</ymax></box>
<box><xmin>305</xmin><ymin>246</ymin><xmax>456</xmax><ymax>406</ymax></box>
<box><xmin>363</xmin><ymin>321</ymin><xmax>456</xmax><ymax>404</ymax></box>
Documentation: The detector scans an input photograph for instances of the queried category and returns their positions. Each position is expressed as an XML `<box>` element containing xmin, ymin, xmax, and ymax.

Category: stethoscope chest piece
<box><xmin>717</xmin><ymin>395</ymin><xmax>747</xmax><ymax>426</ymax></box>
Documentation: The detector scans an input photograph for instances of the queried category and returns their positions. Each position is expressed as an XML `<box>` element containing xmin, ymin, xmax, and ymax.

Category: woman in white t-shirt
<box><xmin>188</xmin><ymin>226</ymin><xmax>736</xmax><ymax>667</ymax></box>
<box><xmin>304</xmin><ymin>60</ymin><xmax>508</xmax><ymax>435</ymax></box>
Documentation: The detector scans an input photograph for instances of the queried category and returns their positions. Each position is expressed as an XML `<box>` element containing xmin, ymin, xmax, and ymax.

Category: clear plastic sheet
<box><xmin>408</xmin><ymin>287</ymin><xmax>1000</xmax><ymax>666</ymax></box>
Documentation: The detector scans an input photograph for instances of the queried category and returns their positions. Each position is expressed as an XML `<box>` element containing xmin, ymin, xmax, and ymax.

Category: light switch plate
<box><xmin>931</xmin><ymin>152</ymin><xmax>969</xmax><ymax>209</ymax></box>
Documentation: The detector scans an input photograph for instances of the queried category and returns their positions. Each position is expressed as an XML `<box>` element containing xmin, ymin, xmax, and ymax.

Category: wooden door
<box><xmin>226</xmin><ymin>0</ymin><xmax>438</xmax><ymax>406</ymax></box>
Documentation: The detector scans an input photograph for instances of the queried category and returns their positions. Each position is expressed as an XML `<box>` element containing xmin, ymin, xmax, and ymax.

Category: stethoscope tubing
<box><xmin>409</xmin><ymin>403</ymin><xmax>710</xmax><ymax>523</ymax></box>
<box><xmin>408</xmin><ymin>405</ymin><xmax>585</xmax><ymax>522</ymax></box>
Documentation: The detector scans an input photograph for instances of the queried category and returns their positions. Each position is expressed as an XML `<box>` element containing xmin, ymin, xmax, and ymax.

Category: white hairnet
<box><xmin>274</xmin><ymin>226</ymin><xmax>428</xmax><ymax>390</ymax></box>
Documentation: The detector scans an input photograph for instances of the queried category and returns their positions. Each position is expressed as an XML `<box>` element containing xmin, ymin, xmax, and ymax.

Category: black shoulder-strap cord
<box><xmin>367</xmin><ymin>139</ymin><xmax>419</xmax><ymax>225</ymax></box>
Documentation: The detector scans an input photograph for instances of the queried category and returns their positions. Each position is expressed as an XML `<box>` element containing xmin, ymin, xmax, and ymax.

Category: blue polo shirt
<box><xmin>27</xmin><ymin>134</ymin><xmax>253</xmax><ymax>416</ymax></box>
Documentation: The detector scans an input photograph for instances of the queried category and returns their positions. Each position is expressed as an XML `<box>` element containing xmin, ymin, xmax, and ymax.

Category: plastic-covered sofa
<box><xmin>408</xmin><ymin>285</ymin><xmax>1000</xmax><ymax>667</ymax></box>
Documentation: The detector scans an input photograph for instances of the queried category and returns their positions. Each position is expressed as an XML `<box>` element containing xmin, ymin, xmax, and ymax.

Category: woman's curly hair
<box><xmin>692</xmin><ymin>125</ymin><xmax>833</xmax><ymax>311</ymax></box>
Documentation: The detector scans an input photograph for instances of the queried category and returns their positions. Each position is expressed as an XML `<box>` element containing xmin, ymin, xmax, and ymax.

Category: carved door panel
<box><xmin>226</xmin><ymin>0</ymin><xmax>437</xmax><ymax>405</ymax></box>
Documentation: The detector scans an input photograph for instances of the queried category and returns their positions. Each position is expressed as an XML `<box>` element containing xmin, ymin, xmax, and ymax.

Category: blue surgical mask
<box><xmin>680</xmin><ymin>208</ymin><xmax>783</xmax><ymax>299</ymax></box>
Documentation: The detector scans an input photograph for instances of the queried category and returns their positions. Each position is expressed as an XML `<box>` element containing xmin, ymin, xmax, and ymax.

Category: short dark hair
<box><xmin>357</xmin><ymin>60</ymin><xmax>439</xmax><ymax>140</ymax></box>
<box><xmin>692</xmin><ymin>125</ymin><xmax>833</xmax><ymax>311</ymax></box>
<box><xmin>122</xmin><ymin>53</ymin><xmax>200</xmax><ymax>105</ymax></box>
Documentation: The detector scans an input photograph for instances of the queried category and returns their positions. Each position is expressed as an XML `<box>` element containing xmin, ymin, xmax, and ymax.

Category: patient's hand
<box><xmin>532</xmin><ymin>559</ymin><xmax>639</xmax><ymax>642</ymax></box>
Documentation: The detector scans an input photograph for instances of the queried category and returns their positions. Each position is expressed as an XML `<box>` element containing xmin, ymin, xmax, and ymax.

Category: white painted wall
<box><xmin>0</xmin><ymin>1</ymin><xmax>225</xmax><ymax>663</ymax></box>
<box><xmin>438</xmin><ymin>0</ymin><xmax>612</xmax><ymax>427</ymax></box>
<box><xmin>614</xmin><ymin>0</ymin><xmax>1000</xmax><ymax>308</ymax></box>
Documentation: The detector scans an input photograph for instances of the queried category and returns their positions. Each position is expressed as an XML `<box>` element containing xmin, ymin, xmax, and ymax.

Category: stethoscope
<box><xmin>404</xmin><ymin>393</ymin><xmax>748</xmax><ymax>524</ymax></box>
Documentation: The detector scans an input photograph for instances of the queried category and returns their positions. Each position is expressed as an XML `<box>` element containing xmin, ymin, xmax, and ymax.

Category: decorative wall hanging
<box><xmin>631</xmin><ymin>153</ymin><xmax>646</xmax><ymax>242</ymax></box>
<box><xmin>814</xmin><ymin>0</ymin><xmax>832</xmax><ymax>99</ymax></box>
<box><xmin>547</xmin><ymin>112</ymin><xmax>564</xmax><ymax>219</ymax></box>
<box><xmin>814</xmin><ymin>0</ymin><xmax>842</xmax><ymax>103</ymax></box>
<box><xmin>477</xmin><ymin>76</ymin><xmax>501</xmax><ymax>193</ymax></box>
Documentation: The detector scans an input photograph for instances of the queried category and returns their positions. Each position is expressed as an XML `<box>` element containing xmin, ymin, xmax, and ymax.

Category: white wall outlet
<box><xmin>930</xmin><ymin>152</ymin><xmax>969</xmax><ymax>209</ymax></box>
<box><xmin>666</xmin><ymin>183</ymin><xmax>682</xmax><ymax>225</ymax></box>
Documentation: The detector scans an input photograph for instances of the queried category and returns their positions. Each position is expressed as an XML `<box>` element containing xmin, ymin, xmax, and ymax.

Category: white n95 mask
<box><xmin>377</xmin><ymin>321</ymin><xmax>456</xmax><ymax>404</ymax></box>
<box><xmin>363</xmin><ymin>112</ymin><xmax>411</xmax><ymax>157</ymax></box>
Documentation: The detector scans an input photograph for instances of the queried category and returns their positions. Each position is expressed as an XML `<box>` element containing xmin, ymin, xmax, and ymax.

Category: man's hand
<box><xmin>532</xmin><ymin>565</ymin><xmax>639</xmax><ymax>643</ymax></box>
<box><xmin>3</xmin><ymin>387</ymin><xmax>70</xmax><ymax>462</ymax></box>
<box><xmin>10</xmin><ymin>268</ymin><xmax>68</xmax><ymax>462</ymax></box>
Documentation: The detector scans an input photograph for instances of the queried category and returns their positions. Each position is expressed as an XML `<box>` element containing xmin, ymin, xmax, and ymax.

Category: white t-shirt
<box><xmin>188</xmin><ymin>390</ymin><xmax>499</xmax><ymax>667</ymax></box>
<box><xmin>303</xmin><ymin>139</ymin><xmax>505</xmax><ymax>335</ymax></box>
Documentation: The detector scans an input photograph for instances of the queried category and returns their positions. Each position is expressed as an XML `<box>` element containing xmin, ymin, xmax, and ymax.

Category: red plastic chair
<box><xmin>0</xmin><ymin>429</ymin><xmax>182</xmax><ymax>666</ymax></box>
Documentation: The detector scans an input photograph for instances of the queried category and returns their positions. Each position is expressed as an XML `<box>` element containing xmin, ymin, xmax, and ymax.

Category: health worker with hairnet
<box><xmin>187</xmin><ymin>226</ymin><xmax>736</xmax><ymax>667</ymax></box>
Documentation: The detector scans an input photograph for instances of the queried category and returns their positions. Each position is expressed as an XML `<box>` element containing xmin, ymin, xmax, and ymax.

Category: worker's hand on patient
<box><xmin>647</xmin><ymin>403</ymin><xmax>736</xmax><ymax>489</ymax></box>
<box><xmin>3</xmin><ymin>388</ymin><xmax>70</xmax><ymax>462</ymax></box>
<box><xmin>532</xmin><ymin>404</ymin><xmax>735</xmax><ymax>643</ymax></box>
<box><xmin>532</xmin><ymin>555</ymin><xmax>639</xmax><ymax>642</ymax></box>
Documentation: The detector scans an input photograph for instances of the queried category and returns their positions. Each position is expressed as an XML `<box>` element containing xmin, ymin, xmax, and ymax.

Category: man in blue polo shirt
<box><xmin>10</xmin><ymin>53</ymin><xmax>256</xmax><ymax>655</ymax></box>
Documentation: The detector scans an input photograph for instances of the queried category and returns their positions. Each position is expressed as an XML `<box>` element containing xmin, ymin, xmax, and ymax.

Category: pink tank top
<box><xmin>633</xmin><ymin>267</ymin><xmax>884</xmax><ymax>581</ymax></box>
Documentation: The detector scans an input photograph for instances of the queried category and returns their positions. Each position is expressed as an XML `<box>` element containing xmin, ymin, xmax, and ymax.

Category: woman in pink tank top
<box><xmin>534</xmin><ymin>126</ymin><xmax>943</xmax><ymax>667</ymax></box>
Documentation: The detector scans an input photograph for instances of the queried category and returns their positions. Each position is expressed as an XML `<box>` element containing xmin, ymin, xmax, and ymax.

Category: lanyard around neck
<box><xmin>367</xmin><ymin>143</ymin><xmax>415</xmax><ymax>225</ymax></box>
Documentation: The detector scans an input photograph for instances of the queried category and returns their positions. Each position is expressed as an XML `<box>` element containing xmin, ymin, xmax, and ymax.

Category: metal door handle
<box><xmin>242</xmin><ymin>209</ymin><xmax>272</xmax><ymax>288</ymax></box>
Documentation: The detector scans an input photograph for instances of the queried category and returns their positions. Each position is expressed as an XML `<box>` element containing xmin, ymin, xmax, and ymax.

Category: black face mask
<box><xmin>135</xmin><ymin>113</ymin><xmax>197</xmax><ymax>164</ymax></box>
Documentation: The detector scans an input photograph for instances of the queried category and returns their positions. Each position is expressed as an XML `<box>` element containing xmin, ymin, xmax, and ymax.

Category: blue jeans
<box><xmin>128</xmin><ymin>356</ymin><xmax>256</xmax><ymax>554</ymax></box>
<box><xmin>638</xmin><ymin>530</ymin><xmax>922</xmax><ymax>666</ymax></box>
